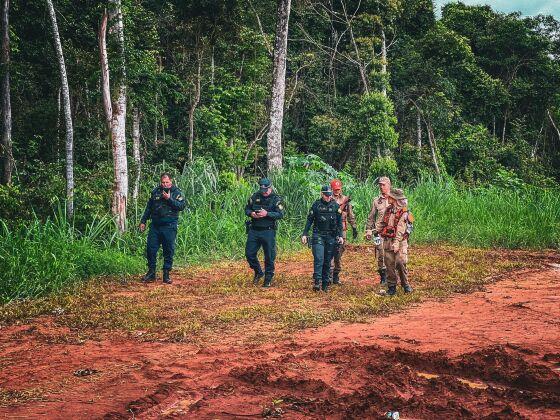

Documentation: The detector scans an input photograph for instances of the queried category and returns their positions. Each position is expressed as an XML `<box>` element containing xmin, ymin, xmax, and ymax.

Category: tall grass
<box><xmin>1</xmin><ymin>162</ymin><xmax>559</xmax><ymax>303</ymax></box>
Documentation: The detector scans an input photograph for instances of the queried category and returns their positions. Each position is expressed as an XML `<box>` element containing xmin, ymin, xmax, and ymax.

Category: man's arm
<box><xmin>336</xmin><ymin>205</ymin><xmax>343</xmax><ymax>239</ymax></box>
<box><xmin>365</xmin><ymin>198</ymin><xmax>377</xmax><ymax>236</ymax></box>
<box><xmin>266</xmin><ymin>196</ymin><xmax>284</xmax><ymax>220</ymax></box>
<box><xmin>347</xmin><ymin>200</ymin><xmax>357</xmax><ymax>229</ymax></box>
<box><xmin>140</xmin><ymin>193</ymin><xmax>154</xmax><ymax>224</ymax></box>
<box><xmin>393</xmin><ymin>211</ymin><xmax>408</xmax><ymax>252</ymax></box>
<box><xmin>302</xmin><ymin>203</ymin><xmax>315</xmax><ymax>236</ymax></box>
<box><xmin>168</xmin><ymin>189</ymin><xmax>187</xmax><ymax>211</ymax></box>
<box><xmin>245</xmin><ymin>196</ymin><xmax>254</xmax><ymax>217</ymax></box>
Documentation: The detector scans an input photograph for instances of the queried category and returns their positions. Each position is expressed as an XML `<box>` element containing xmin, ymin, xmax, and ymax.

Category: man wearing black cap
<box><xmin>245</xmin><ymin>178</ymin><xmax>284</xmax><ymax>287</ymax></box>
<box><xmin>301</xmin><ymin>185</ymin><xmax>343</xmax><ymax>292</ymax></box>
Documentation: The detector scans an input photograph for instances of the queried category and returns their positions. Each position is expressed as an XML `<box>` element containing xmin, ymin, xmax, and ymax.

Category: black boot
<box><xmin>379</xmin><ymin>269</ymin><xmax>387</xmax><ymax>285</ymax></box>
<box><xmin>403</xmin><ymin>284</ymin><xmax>413</xmax><ymax>293</ymax></box>
<box><xmin>313</xmin><ymin>278</ymin><xmax>321</xmax><ymax>291</ymax></box>
<box><xmin>387</xmin><ymin>285</ymin><xmax>397</xmax><ymax>296</ymax></box>
<box><xmin>253</xmin><ymin>271</ymin><xmax>264</xmax><ymax>285</ymax></box>
<box><xmin>321</xmin><ymin>281</ymin><xmax>329</xmax><ymax>292</ymax></box>
<box><xmin>262</xmin><ymin>276</ymin><xmax>273</xmax><ymax>288</ymax></box>
<box><xmin>142</xmin><ymin>268</ymin><xmax>156</xmax><ymax>283</ymax></box>
<box><xmin>332</xmin><ymin>272</ymin><xmax>342</xmax><ymax>285</ymax></box>
<box><xmin>163</xmin><ymin>269</ymin><xmax>172</xmax><ymax>284</ymax></box>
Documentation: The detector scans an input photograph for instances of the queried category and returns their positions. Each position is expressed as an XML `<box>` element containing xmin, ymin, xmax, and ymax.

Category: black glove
<box><xmin>352</xmin><ymin>227</ymin><xmax>358</xmax><ymax>240</ymax></box>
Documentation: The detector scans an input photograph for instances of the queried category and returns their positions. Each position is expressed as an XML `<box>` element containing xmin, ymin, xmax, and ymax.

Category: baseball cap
<box><xmin>321</xmin><ymin>185</ymin><xmax>333</xmax><ymax>196</ymax></box>
<box><xmin>259</xmin><ymin>178</ymin><xmax>272</xmax><ymax>192</ymax></box>
<box><xmin>378</xmin><ymin>176</ymin><xmax>391</xmax><ymax>185</ymax></box>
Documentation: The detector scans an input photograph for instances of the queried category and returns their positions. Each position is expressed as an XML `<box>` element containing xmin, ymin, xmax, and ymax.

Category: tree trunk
<box><xmin>47</xmin><ymin>0</ymin><xmax>74</xmax><ymax>219</ymax></box>
<box><xmin>99</xmin><ymin>1</ymin><xmax>128</xmax><ymax>233</ymax></box>
<box><xmin>188</xmin><ymin>50</ymin><xmax>202</xmax><ymax>163</ymax></box>
<box><xmin>416</xmin><ymin>111</ymin><xmax>422</xmax><ymax>157</ymax></box>
<box><xmin>0</xmin><ymin>0</ymin><xmax>12</xmax><ymax>185</ymax></box>
<box><xmin>426</xmin><ymin>121</ymin><xmax>440</xmax><ymax>176</ymax></box>
<box><xmin>381</xmin><ymin>28</ymin><xmax>387</xmax><ymax>97</ymax></box>
<box><xmin>132</xmin><ymin>107</ymin><xmax>141</xmax><ymax>203</ymax></box>
<box><xmin>266</xmin><ymin>0</ymin><xmax>291</xmax><ymax>173</ymax></box>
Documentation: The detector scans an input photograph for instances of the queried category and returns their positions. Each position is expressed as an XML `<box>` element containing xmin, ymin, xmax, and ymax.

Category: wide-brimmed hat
<box><xmin>388</xmin><ymin>188</ymin><xmax>406</xmax><ymax>201</ymax></box>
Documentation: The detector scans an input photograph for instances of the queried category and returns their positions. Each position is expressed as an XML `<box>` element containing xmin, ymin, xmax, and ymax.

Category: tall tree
<box><xmin>0</xmin><ymin>0</ymin><xmax>11</xmax><ymax>185</ymax></box>
<box><xmin>266</xmin><ymin>0</ymin><xmax>291</xmax><ymax>173</ymax></box>
<box><xmin>100</xmin><ymin>0</ymin><xmax>128</xmax><ymax>233</ymax></box>
<box><xmin>46</xmin><ymin>0</ymin><xmax>74</xmax><ymax>218</ymax></box>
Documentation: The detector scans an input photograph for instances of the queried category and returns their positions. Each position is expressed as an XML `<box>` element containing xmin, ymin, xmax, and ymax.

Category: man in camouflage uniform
<box><xmin>330</xmin><ymin>179</ymin><xmax>357</xmax><ymax>285</ymax></box>
<box><xmin>139</xmin><ymin>173</ymin><xmax>187</xmax><ymax>284</ymax></box>
<box><xmin>374</xmin><ymin>188</ymin><xmax>413</xmax><ymax>296</ymax></box>
<box><xmin>365</xmin><ymin>176</ymin><xmax>391</xmax><ymax>284</ymax></box>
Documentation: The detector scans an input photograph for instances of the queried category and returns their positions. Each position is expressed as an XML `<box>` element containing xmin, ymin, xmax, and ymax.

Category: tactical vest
<box><xmin>249</xmin><ymin>192</ymin><xmax>280</xmax><ymax>229</ymax></box>
<box><xmin>150</xmin><ymin>187</ymin><xmax>181</xmax><ymax>222</ymax></box>
<box><xmin>380</xmin><ymin>205</ymin><xmax>406</xmax><ymax>239</ymax></box>
<box><xmin>313</xmin><ymin>200</ymin><xmax>339</xmax><ymax>235</ymax></box>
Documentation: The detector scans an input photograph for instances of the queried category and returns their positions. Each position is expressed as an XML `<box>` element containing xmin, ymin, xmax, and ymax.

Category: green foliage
<box><xmin>369</xmin><ymin>156</ymin><xmax>398</xmax><ymax>180</ymax></box>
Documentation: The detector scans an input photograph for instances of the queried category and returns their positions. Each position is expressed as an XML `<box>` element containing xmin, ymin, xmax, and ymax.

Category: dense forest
<box><xmin>1</xmin><ymin>0</ymin><xmax>559</xmax><ymax>225</ymax></box>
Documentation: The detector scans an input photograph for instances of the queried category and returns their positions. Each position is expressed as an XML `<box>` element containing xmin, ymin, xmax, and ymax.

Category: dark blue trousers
<box><xmin>311</xmin><ymin>234</ymin><xmax>336</xmax><ymax>287</ymax></box>
<box><xmin>146</xmin><ymin>223</ymin><xmax>178</xmax><ymax>270</ymax></box>
<box><xmin>245</xmin><ymin>228</ymin><xmax>277</xmax><ymax>280</ymax></box>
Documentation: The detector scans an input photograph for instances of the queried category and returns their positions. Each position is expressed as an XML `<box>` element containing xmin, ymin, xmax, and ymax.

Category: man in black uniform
<box><xmin>139</xmin><ymin>173</ymin><xmax>187</xmax><ymax>284</ymax></box>
<box><xmin>301</xmin><ymin>185</ymin><xmax>343</xmax><ymax>292</ymax></box>
<box><xmin>245</xmin><ymin>178</ymin><xmax>284</xmax><ymax>287</ymax></box>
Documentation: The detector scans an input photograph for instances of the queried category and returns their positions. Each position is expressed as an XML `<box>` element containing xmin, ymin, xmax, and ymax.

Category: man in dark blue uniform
<box><xmin>301</xmin><ymin>185</ymin><xmax>343</xmax><ymax>292</ymax></box>
<box><xmin>139</xmin><ymin>173</ymin><xmax>186</xmax><ymax>284</ymax></box>
<box><xmin>245</xmin><ymin>178</ymin><xmax>284</xmax><ymax>288</ymax></box>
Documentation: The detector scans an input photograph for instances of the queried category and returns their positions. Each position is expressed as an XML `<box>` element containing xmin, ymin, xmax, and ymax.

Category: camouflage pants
<box><xmin>383</xmin><ymin>239</ymin><xmax>409</xmax><ymax>288</ymax></box>
<box><xmin>376</xmin><ymin>240</ymin><xmax>386</xmax><ymax>272</ymax></box>
<box><xmin>332</xmin><ymin>243</ymin><xmax>345</xmax><ymax>275</ymax></box>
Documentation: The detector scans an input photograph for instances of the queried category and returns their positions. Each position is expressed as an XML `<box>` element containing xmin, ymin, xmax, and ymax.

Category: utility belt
<box><xmin>251</xmin><ymin>225</ymin><xmax>276</xmax><ymax>231</ymax></box>
<box><xmin>314</xmin><ymin>230</ymin><xmax>336</xmax><ymax>237</ymax></box>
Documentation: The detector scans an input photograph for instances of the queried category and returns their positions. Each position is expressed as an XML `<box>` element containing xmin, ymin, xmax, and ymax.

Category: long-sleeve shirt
<box><xmin>140</xmin><ymin>185</ymin><xmax>187</xmax><ymax>225</ymax></box>
<box><xmin>245</xmin><ymin>191</ymin><xmax>284</xmax><ymax>229</ymax></box>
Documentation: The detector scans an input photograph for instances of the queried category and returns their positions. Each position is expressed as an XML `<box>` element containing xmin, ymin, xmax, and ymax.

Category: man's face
<box><xmin>379</xmin><ymin>182</ymin><xmax>390</xmax><ymax>196</ymax></box>
<box><xmin>333</xmin><ymin>188</ymin><xmax>342</xmax><ymax>197</ymax></box>
<box><xmin>261</xmin><ymin>187</ymin><xmax>272</xmax><ymax>197</ymax></box>
<box><xmin>322</xmin><ymin>193</ymin><xmax>332</xmax><ymax>202</ymax></box>
<box><xmin>161</xmin><ymin>177</ymin><xmax>172</xmax><ymax>189</ymax></box>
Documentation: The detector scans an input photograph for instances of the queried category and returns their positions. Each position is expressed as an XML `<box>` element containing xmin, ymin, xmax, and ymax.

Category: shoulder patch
<box><xmin>177</xmin><ymin>195</ymin><xmax>183</xmax><ymax>201</ymax></box>
<box><xmin>408</xmin><ymin>212</ymin><xmax>415</xmax><ymax>223</ymax></box>
<box><xmin>278</xmin><ymin>203</ymin><xmax>284</xmax><ymax>211</ymax></box>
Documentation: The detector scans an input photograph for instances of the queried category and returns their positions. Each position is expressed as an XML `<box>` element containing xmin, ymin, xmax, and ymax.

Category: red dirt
<box><xmin>1</xmin><ymin>262</ymin><xmax>559</xmax><ymax>418</ymax></box>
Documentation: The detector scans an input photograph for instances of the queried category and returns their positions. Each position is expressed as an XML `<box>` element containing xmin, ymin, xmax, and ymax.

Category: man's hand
<box><xmin>162</xmin><ymin>190</ymin><xmax>171</xmax><ymax>200</ymax></box>
<box><xmin>365</xmin><ymin>229</ymin><xmax>372</xmax><ymax>241</ymax></box>
<box><xmin>352</xmin><ymin>227</ymin><xmax>358</xmax><ymax>240</ymax></box>
<box><xmin>301</xmin><ymin>235</ymin><xmax>308</xmax><ymax>245</ymax></box>
<box><xmin>139</xmin><ymin>223</ymin><xmax>146</xmax><ymax>232</ymax></box>
<box><xmin>337</xmin><ymin>236</ymin><xmax>344</xmax><ymax>245</ymax></box>
<box><xmin>258</xmin><ymin>208</ymin><xmax>268</xmax><ymax>217</ymax></box>
<box><xmin>251</xmin><ymin>211</ymin><xmax>264</xmax><ymax>218</ymax></box>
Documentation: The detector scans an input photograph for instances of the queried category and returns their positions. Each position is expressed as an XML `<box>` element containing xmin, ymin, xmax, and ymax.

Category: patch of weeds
<box><xmin>0</xmin><ymin>387</ymin><xmax>45</xmax><ymax>407</ymax></box>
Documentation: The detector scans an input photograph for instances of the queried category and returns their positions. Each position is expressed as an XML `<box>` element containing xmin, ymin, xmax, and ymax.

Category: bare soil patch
<box><xmin>0</xmin><ymin>245</ymin><xmax>558</xmax><ymax>418</ymax></box>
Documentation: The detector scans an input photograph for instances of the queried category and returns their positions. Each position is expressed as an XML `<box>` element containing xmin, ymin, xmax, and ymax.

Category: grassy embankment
<box><xmin>1</xmin><ymin>161</ymin><xmax>559</xmax><ymax>303</ymax></box>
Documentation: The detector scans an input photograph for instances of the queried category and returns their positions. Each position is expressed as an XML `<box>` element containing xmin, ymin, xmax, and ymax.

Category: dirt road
<box><xmin>0</xmin><ymin>248</ymin><xmax>559</xmax><ymax>419</ymax></box>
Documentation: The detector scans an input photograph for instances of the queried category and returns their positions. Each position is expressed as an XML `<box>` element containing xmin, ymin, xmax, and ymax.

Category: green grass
<box><xmin>1</xmin><ymin>161</ymin><xmax>558</xmax><ymax>303</ymax></box>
